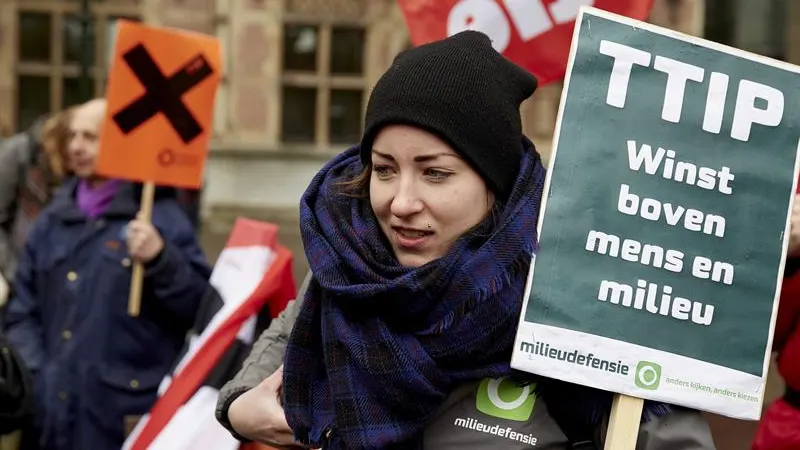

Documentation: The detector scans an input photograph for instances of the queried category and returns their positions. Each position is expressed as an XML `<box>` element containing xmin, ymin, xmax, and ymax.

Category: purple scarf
<box><xmin>76</xmin><ymin>179</ymin><xmax>122</xmax><ymax>219</ymax></box>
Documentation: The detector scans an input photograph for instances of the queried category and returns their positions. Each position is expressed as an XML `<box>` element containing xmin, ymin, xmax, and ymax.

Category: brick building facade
<box><xmin>0</xmin><ymin>0</ymin><xmax>782</xmax><ymax>198</ymax></box>
<box><xmin>0</xmin><ymin>0</ymin><xmax>790</xmax><ymax>259</ymax></box>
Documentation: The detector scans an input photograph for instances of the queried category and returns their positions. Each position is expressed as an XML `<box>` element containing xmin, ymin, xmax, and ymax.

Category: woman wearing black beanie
<box><xmin>217</xmin><ymin>30</ymin><xmax>715</xmax><ymax>450</ymax></box>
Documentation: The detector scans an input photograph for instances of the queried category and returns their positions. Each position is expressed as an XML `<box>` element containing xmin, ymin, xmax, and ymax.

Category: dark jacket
<box><xmin>0</xmin><ymin>328</ymin><xmax>34</xmax><ymax>435</ymax></box>
<box><xmin>216</xmin><ymin>273</ymin><xmax>716</xmax><ymax>450</ymax></box>
<box><xmin>3</xmin><ymin>178</ymin><xmax>211</xmax><ymax>450</ymax></box>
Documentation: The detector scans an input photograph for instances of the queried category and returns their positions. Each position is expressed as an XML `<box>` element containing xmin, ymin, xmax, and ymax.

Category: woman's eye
<box><xmin>373</xmin><ymin>165</ymin><xmax>394</xmax><ymax>178</ymax></box>
<box><xmin>425</xmin><ymin>169</ymin><xmax>452</xmax><ymax>181</ymax></box>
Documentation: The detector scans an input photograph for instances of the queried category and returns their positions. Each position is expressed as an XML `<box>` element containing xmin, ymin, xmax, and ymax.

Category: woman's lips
<box><xmin>392</xmin><ymin>227</ymin><xmax>433</xmax><ymax>249</ymax></box>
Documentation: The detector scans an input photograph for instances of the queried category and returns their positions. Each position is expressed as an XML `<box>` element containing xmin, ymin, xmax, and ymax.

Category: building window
<box><xmin>15</xmin><ymin>1</ymin><xmax>140</xmax><ymax>132</ymax></box>
<box><xmin>210</xmin><ymin>0</ymin><xmax>231</xmax><ymax>138</ymax></box>
<box><xmin>705</xmin><ymin>0</ymin><xmax>787</xmax><ymax>60</ymax></box>
<box><xmin>281</xmin><ymin>22</ymin><xmax>366</xmax><ymax>148</ymax></box>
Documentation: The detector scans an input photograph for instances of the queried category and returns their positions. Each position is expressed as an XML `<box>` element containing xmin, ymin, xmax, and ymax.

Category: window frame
<box><xmin>14</xmin><ymin>0</ymin><xmax>140</xmax><ymax>132</ymax></box>
<box><xmin>280</xmin><ymin>14</ymin><xmax>369</xmax><ymax>151</ymax></box>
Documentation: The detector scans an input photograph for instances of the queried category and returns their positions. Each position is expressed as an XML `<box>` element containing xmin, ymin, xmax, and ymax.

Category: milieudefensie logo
<box><xmin>475</xmin><ymin>377</ymin><xmax>536</xmax><ymax>422</ymax></box>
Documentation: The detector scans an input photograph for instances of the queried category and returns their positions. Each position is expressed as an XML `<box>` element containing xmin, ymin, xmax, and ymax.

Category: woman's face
<box><xmin>370</xmin><ymin>124</ymin><xmax>493</xmax><ymax>268</ymax></box>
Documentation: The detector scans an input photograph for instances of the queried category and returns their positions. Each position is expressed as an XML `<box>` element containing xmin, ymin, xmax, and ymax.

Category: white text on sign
<box><xmin>599</xmin><ymin>40</ymin><xmax>784</xmax><ymax>142</ymax></box>
<box><xmin>625</xmin><ymin>141</ymin><xmax>735</xmax><ymax>195</ymax></box>
<box><xmin>582</xmin><ymin>136</ymin><xmax>744</xmax><ymax>327</ymax></box>
<box><xmin>448</xmin><ymin>0</ymin><xmax>595</xmax><ymax>53</ymax></box>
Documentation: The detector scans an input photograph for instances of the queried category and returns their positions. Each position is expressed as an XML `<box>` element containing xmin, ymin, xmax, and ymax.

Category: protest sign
<box><xmin>396</xmin><ymin>0</ymin><xmax>654</xmax><ymax>86</ymax></box>
<box><xmin>96</xmin><ymin>20</ymin><xmax>221</xmax><ymax>190</ymax></box>
<box><xmin>96</xmin><ymin>20</ymin><xmax>221</xmax><ymax>316</ymax></box>
<box><xmin>511</xmin><ymin>6</ymin><xmax>800</xmax><ymax>423</ymax></box>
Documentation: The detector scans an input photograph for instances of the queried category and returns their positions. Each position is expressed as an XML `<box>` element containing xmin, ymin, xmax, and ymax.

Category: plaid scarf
<box><xmin>283</xmin><ymin>140</ymin><xmax>544</xmax><ymax>449</ymax></box>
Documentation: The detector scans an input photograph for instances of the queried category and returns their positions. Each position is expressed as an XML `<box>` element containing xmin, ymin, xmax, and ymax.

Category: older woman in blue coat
<box><xmin>3</xmin><ymin>98</ymin><xmax>211</xmax><ymax>450</ymax></box>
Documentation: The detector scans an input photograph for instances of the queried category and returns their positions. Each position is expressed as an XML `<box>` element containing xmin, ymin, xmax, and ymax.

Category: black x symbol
<box><xmin>113</xmin><ymin>44</ymin><xmax>214</xmax><ymax>144</ymax></box>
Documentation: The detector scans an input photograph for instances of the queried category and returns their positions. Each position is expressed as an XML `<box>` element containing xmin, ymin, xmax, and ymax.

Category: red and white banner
<box><xmin>397</xmin><ymin>0</ymin><xmax>655</xmax><ymax>86</ymax></box>
<box><xmin>123</xmin><ymin>218</ymin><xmax>296</xmax><ymax>450</ymax></box>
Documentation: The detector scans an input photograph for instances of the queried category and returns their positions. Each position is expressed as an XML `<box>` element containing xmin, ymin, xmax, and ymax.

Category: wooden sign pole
<box><xmin>96</xmin><ymin>21</ymin><xmax>220</xmax><ymax>316</ymax></box>
<box><xmin>128</xmin><ymin>181</ymin><xmax>156</xmax><ymax>317</ymax></box>
<box><xmin>604</xmin><ymin>394</ymin><xmax>644</xmax><ymax>449</ymax></box>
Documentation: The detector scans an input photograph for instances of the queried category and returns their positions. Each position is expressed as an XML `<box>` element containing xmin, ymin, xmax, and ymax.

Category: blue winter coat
<box><xmin>3</xmin><ymin>178</ymin><xmax>211</xmax><ymax>450</ymax></box>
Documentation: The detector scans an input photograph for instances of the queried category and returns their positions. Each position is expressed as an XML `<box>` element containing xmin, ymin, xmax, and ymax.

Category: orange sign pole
<box><xmin>96</xmin><ymin>20</ymin><xmax>222</xmax><ymax>317</ymax></box>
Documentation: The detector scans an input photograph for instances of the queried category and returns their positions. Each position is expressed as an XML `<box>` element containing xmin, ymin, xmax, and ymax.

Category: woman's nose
<box><xmin>390</xmin><ymin>178</ymin><xmax>424</xmax><ymax>217</ymax></box>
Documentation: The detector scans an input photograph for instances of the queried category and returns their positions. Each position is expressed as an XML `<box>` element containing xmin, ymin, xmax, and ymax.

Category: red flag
<box><xmin>123</xmin><ymin>218</ymin><xmax>296</xmax><ymax>450</ymax></box>
<box><xmin>397</xmin><ymin>0</ymin><xmax>655</xmax><ymax>86</ymax></box>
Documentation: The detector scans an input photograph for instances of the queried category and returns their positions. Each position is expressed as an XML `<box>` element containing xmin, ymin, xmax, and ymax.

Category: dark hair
<box><xmin>337</xmin><ymin>162</ymin><xmax>372</xmax><ymax>198</ymax></box>
<box><xmin>40</xmin><ymin>107</ymin><xmax>76</xmax><ymax>180</ymax></box>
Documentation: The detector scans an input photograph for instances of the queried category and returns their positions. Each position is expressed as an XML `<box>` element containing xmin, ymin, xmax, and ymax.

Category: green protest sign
<box><xmin>511</xmin><ymin>6</ymin><xmax>800</xmax><ymax>420</ymax></box>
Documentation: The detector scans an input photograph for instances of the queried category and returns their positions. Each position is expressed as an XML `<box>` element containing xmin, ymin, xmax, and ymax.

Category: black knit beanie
<box><xmin>360</xmin><ymin>30</ymin><xmax>537</xmax><ymax>200</ymax></box>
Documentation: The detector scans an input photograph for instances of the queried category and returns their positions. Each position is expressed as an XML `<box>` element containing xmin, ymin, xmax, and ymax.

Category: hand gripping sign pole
<box><xmin>96</xmin><ymin>20</ymin><xmax>222</xmax><ymax>317</ymax></box>
<box><xmin>128</xmin><ymin>182</ymin><xmax>155</xmax><ymax>316</ymax></box>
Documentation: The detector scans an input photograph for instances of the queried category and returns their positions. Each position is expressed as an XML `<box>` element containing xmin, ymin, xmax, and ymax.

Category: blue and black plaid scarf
<box><xmin>282</xmin><ymin>140</ymin><xmax>669</xmax><ymax>449</ymax></box>
<box><xmin>283</xmin><ymin>139</ymin><xmax>543</xmax><ymax>449</ymax></box>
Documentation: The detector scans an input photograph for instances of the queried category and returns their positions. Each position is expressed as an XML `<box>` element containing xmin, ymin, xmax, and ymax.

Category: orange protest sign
<box><xmin>96</xmin><ymin>20</ymin><xmax>221</xmax><ymax>189</ymax></box>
